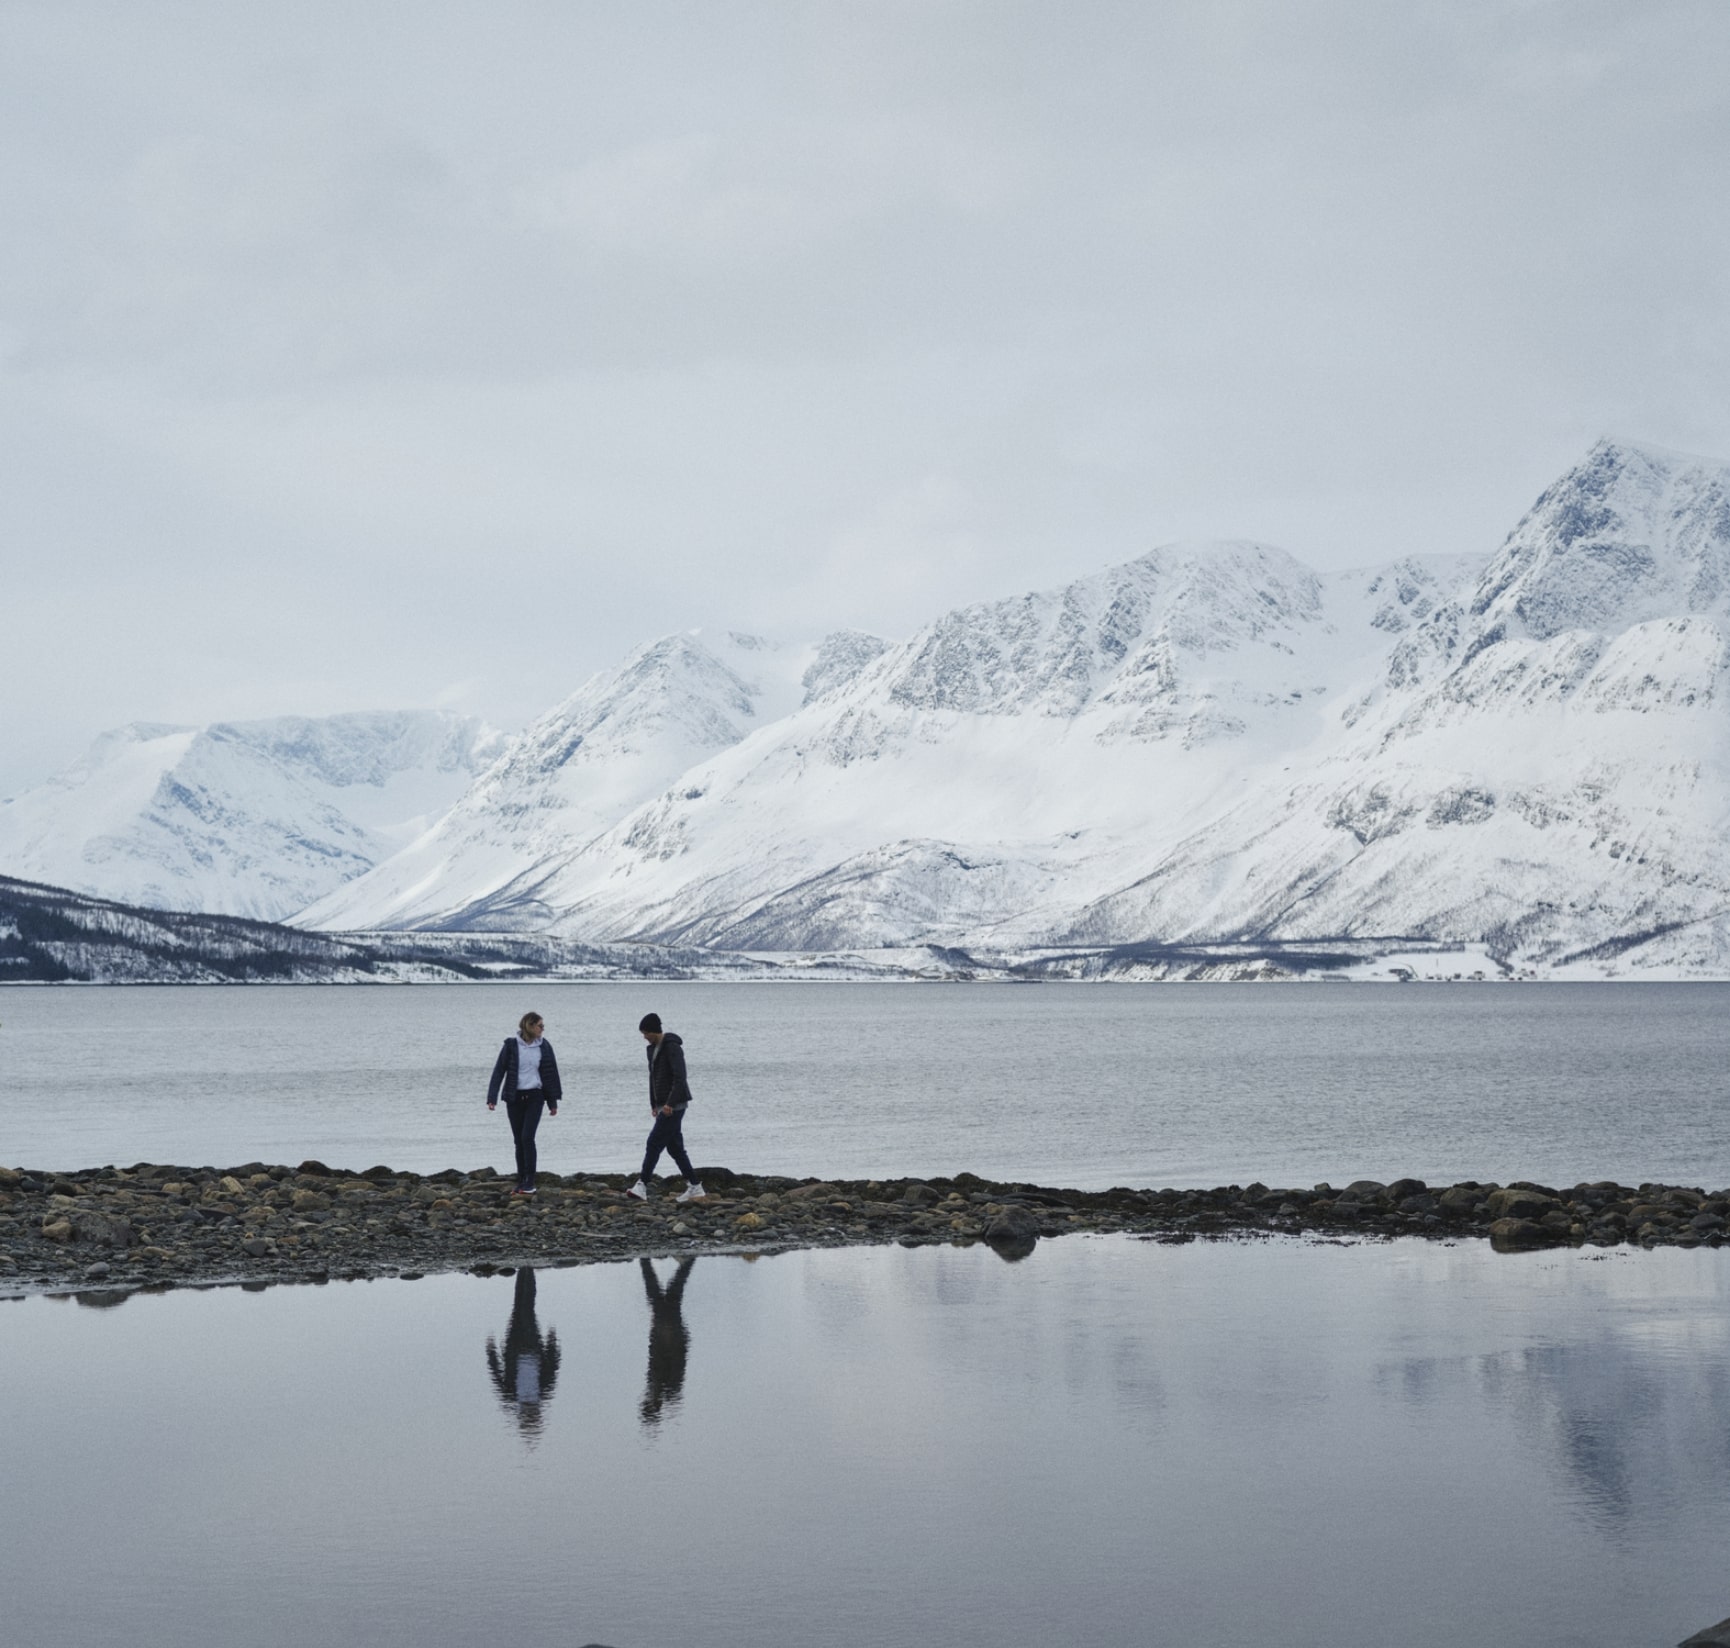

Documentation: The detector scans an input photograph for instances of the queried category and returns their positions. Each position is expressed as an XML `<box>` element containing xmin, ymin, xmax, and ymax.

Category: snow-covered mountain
<box><xmin>1057</xmin><ymin>439</ymin><xmax>1730</xmax><ymax>972</ymax></box>
<box><xmin>0</xmin><ymin>712</ymin><xmax>502</xmax><ymax>921</ymax></box>
<box><xmin>298</xmin><ymin>437</ymin><xmax>1730</xmax><ymax>976</ymax></box>
<box><xmin>27</xmin><ymin>437</ymin><xmax>1729</xmax><ymax>976</ymax></box>
<box><xmin>435</xmin><ymin>540</ymin><xmax>1481</xmax><ymax>952</ymax></box>
<box><xmin>297</xmin><ymin>630</ymin><xmax>864</xmax><ymax>931</ymax></box>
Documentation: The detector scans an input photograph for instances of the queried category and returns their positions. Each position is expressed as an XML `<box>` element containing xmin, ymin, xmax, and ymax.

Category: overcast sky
<box><xmin>3</xmin><ymin>0</ymin><xmax>1728</xmax><ymax>796</ymax></box>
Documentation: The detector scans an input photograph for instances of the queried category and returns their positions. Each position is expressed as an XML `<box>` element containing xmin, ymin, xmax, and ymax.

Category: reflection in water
<box><xmin>639</xmin><ymin>1257</ymin><xmax>695</xmax><ymax>1430</ymax></box>
<box><xmin>1385</xmin><ymin>1314</ymin><xmax>1730</xmax><ymax>1535</ymax></box>
<box><xmin>485</xmin><ymin>1268</ymin><xmax>561</xmax><ymax>1440</ymax></box>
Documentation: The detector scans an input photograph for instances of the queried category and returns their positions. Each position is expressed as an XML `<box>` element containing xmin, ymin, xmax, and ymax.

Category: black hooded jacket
<box><xmin>646</xmin><ymin>1033</ymin><xmax>693</xmax><ymax>1113</ymax></box>
<box><xmin>487</xmin><ymin>1037</ymin><xmax>563</xmax><ymax>1108</ymax></box>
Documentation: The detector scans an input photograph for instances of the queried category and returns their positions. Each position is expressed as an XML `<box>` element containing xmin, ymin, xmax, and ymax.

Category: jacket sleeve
<box><xmin>541</xmin><ymin>1044</ymin><xmax>562</xmax><ymax>1108</ymax></box>
<box><xmin>486</xmin><ymin>1041</ymin><xmax>510</xmax><ymax>1106</ymax></box>
<box><xmin>665</xmin><ymin>1040</ymin><xmax>692</xmax><ymax>1108</ymax></box>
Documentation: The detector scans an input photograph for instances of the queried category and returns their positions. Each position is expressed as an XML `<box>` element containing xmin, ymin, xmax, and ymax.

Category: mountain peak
<box><xmin>1465</xmin><ymin>438</ymin><xmax>1730</xmax><ymax>641</ymax></box>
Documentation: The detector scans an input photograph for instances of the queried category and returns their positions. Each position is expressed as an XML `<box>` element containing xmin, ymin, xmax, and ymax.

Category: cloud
<box><xmin>2</xmin><ymin>0</ymin><xmax>1728</xmax><ymax>795</ymax></box>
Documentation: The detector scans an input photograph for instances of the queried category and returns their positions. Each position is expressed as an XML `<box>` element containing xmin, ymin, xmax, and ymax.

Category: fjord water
<box><xmin>3</xmin><ymin>1238</ymin><xmax>1728</xmax><ymax>1648</ymax></box>
<box><xmin>2</xmin><ymin>982</ymin><xmax>1729</xmax><ymax>1188</ymax></box>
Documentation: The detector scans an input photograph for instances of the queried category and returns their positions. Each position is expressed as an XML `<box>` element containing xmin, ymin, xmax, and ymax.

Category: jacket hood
<box><xmin>656</xmin><ymin>1032</ymin><xmax>683</xmax><ymax>1048</ymax></box>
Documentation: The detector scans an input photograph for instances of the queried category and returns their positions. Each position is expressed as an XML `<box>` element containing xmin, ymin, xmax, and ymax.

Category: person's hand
<box><xmin>487</xmin><ymin>1101</ymin><xmax>496</xmax><ymax>1111</ymax></box>
<box><xmin>548</xmin><ymin>1107</ymin><xmax>558</xmax><ymax>1118</ymax></box>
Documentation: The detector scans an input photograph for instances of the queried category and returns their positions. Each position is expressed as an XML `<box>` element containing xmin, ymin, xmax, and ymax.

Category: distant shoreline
<box><xmin>2</xmin><ymin>1163</ymin><xmax>1724</xmax><ymax>1299</ymax></box>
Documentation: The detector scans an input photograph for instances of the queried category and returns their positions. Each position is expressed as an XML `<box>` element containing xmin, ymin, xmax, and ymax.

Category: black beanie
<box><xmin>638</xmin><ymin>1012</ymin><xmax>662</xmax><ymax>1034</ymax></box>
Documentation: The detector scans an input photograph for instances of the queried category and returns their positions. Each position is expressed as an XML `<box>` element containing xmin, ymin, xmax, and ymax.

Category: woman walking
<box><xmin>486</xmin><ymin>1012</ymin><xmax>562</xmax><ymax>1195</ymax></box>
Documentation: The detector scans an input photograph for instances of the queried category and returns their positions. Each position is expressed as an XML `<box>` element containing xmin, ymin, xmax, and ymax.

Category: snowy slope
<box><xmin>1059</xmin><ymin>440</ymin><xmax>1730</xmax><ymax>970</ymax></box>
<box><xmin>306</xmin><ymin>438</ymin><xmax>1730</xmax><ymax>975</ymax></box>
<box><xmin>295</xmin><ymin>630</ymin><xmax>861</xmax><ymax>931</ymax></box>
<box><xmin>68</xmin><ymin>435</ymin><xmax>1730</xmax><ymax>977</ymax></box>
<box><xmin>428</xmin><ymin>542</ymin><xmax>1483</xmax><ymax>950</ymax></box>
<box><xmin>0</xmin><ymin>712</ymin><xmax>502</xmax><ymax>921</ymax></box>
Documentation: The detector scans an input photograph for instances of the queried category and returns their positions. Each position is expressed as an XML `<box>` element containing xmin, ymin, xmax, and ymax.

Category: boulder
<box><xmin>984</xmin><ymin>1204</ymin><xmax>1040</xmax><ymax>1242</ymax></box>
<box><xmin>1485</xmin><ymin>1188</ymin><xmax>1558</xmax><ymax>1221</ymax></box>
<box><xmin>40</xmin><ymin>1218</ymin><xmax>73</xmax><ymax>1243</ymax></box>
<box><xmin>291</xmin><ymin>1189</ymin><xmax>332</xmax><ymax>1213</ymax></box>
<box><xmin>72</xmin><ymin>1212</ymin><xmax>135</xmax><ymax>1248</ymax></box>
<box><xmin>1342</xmin><ymin>1180</ymin><xmax>1388</xmax><ymax>1202</ymax></box>
<box><xmin>1489</xmin><ymin>1218</ymin><xmax>1560</xmax><ymax>1249</ymax></box>
<box><xmin>902</xmin><ymin>1183</ymin><xmax>941</xmax><ymax>1207</ymax></box>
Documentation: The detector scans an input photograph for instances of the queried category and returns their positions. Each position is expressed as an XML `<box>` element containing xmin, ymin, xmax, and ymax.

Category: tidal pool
<box><xmin>2</xmin><ymin>1236</ymin><xmax>1727</xmax><ymax>1648</ymax></box>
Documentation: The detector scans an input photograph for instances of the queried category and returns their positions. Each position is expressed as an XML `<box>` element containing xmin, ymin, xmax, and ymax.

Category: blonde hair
<box><xmin>518</xmin><ymin>1012</ymin><xmax>543</xmax><ymax>1037</ymax></box>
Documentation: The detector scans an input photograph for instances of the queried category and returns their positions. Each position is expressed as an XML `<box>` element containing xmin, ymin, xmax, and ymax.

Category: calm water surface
<box><xmin>2</xmin><ymin>1237</ymin><xmax>1727</xmax><ymax>1648</ymax></box>
<box><xmin>2</xmin><ymin>982</ymin><xmax>1728</xmax><ymax>1187</ymax></box>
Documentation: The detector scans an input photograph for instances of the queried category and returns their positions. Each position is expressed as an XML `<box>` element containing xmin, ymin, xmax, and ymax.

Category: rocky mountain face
<box><xmin>14</xmin><ymin>439</ymin><xmax>1729</xmax><ymax>976</ymax></box>
<box><xmin>0</xmin><ymin>712</ymin><xmax>502</xmax><ymax>922</ymax></box>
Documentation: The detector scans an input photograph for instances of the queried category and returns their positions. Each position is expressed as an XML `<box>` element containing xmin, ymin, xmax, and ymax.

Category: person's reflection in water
<box><xmin>486</xmin><ymin>1267</ymin><xmax>561</xmax><ymax>1441</ymax></box>
<box><xmin>639</xmin><ymin>1257</ymin><xmax>696</xmax><ymax>1430</ymax></box>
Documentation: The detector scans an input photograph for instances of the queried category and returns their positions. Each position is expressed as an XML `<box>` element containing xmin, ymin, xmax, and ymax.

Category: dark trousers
<box><xmin>641</xmin><ymin>1109</ymin><xmax>696</xmax><ymax>1182</ymax></box>
<box><xmin>505</xmin><ymin>1092</ymin><xmax>546</xmax><ymax>1187</ymax></box>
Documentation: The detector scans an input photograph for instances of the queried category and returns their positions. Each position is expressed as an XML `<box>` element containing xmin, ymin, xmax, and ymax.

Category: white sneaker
<box><xmin>676</xmin><ymin>1182</ymin><xmax>706</xmax><ymax>1203</ymax></box>
<box><xmin>626</xmin><ymin>1180</ymin><xmax>650</xmax><ymax>1201</ymax></box>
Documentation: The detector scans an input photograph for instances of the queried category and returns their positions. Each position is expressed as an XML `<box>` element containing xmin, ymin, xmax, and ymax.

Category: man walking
<box><xmin>628</xmin><ymin>1013</ymin><xmax>704</xmax><ymax>1203</ymax></box>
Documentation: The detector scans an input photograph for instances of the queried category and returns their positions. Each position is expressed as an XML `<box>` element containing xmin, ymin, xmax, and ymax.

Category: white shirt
<box><xmin>516</xmin><ymin>1036</ymin><xmax>543</xmax><ymax>1090</ymax></box>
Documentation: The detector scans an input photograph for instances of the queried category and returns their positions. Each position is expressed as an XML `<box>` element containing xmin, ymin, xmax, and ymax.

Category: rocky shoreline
<box><xmin>2</xmin><ymin>1162</ymin><xmax>1726</xmax><ymax>1297</ymax></box>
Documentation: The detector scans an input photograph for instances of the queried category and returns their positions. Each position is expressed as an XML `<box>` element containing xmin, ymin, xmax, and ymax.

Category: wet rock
<box><xmin>1484</xmin><ymin>1188</ymin><xmax>1558</xmax><ymax>1221</ymax></box>
<box><xmin>734</xmin><ymin>1212</ymin><xmax>766</xmax><ymax>1232</ymax></box>
<box><xmin>41</xmin><ymin>1218</ymin><xmax>73</xmax><ymax>1243</ymax></box>
<box><xmin>291</xmin><ymin>1189</ymin><xmax>331</xmax><ymax>1213</ymax></box>
<box><xmin>83</xmin><ymin>1262</ymin><xmax>111</xmax><ymax>1280</ymax></box>
<box><xmin>1342</xmin><ymin>1180</ymin><xmax>1388</xmax><ymax>1202</ymax></box>
<box><xmin>984</xmin><ymin>1204</ymin><xmax>1039</xmax><ymax>1243</ymax></box>
<box><xmin>1489</xmin><ymin>1218</ymin><xmax>1560</xmax><ymax>1249</ymax></box>
<box><xmin>902</xmin><ymin>1183</ymin><xmax>941</xmax><ymax>1207</ymax></box>
<box><xmin>72</xmin><ymin>1212</ymin><xmax>135</xmax><ymax>1248</ymax></box>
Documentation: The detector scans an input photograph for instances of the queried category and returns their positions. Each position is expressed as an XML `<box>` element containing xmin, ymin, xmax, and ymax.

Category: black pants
<box><xmin>505</xmin><ymin>1092</ymin><xmax>546</xmax><ymax>1187</ymax></box>
<box><xmin>641</xmin><ymin>1110</ymin><xmax>696</xmax><ymax>1182</ymax></box>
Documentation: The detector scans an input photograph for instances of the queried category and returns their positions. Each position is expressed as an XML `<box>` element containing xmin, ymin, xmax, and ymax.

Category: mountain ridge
<box><xmin>10</xmin><ymin>437</ymin><xmax>1730</xmax><ymax>978</ymax></box>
